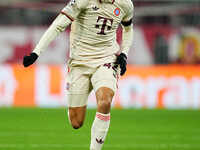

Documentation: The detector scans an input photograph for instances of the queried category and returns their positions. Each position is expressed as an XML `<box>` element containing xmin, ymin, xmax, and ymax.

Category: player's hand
<box><xmin>23</xmin><ymin>52</ymin><xmax>38</xmax><ymax>67</ymax></box>
<box><xmin>115</xmin><ymin>53</ymin><xmax>127</xmax><ymax>76</ymax></box>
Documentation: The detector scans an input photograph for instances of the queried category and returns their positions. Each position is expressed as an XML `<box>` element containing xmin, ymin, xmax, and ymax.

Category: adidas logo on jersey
<box><xmin>70</xmin><ymin>0</ymin><xmax>76</xmax><ymax>6</ymax></box>
<box><xmin>92</xmin><ymin>5</ymin><xmax>99</xmax><ymax>11</ymax></box>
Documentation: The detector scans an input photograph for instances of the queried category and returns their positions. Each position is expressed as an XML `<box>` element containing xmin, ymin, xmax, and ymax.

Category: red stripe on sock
<box><xmin>96</xmin><ymin>113</ymin><xmax>110</xmax><ymax>121</ymax></box>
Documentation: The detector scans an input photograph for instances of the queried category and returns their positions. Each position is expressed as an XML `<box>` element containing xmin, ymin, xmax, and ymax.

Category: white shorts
<box><xmin>66</xmin><ymin>63</ymin><xmax>119</xmax><ymax>107</ymax></box>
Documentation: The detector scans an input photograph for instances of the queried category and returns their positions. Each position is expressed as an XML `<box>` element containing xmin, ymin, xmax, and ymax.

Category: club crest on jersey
<box><xmin>66</xmin><ymin>82</ymin><xmax>70</xmax><ymax>90</ymax></box>
<box><xmin>114</xmin><ymin>8</ymin><xmax>120</xmax><ymax>16</ymax></box>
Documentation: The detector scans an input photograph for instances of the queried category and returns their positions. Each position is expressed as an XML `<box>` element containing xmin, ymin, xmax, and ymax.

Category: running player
<box><xmin>23</xmin><ymin>0</ymin><xmax>134</xmax><ymax>149</ymax></box>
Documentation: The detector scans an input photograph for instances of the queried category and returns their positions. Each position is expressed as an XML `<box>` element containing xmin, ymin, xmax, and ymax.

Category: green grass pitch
<box><xmin>0</xmin><ymin>108</ymin><xmax>200</xmax><ymax>150</ymax></box>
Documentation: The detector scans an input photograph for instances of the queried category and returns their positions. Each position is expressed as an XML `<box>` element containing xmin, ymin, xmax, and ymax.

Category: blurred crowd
<box><xmin>0</xmin><ymin>0</ymin><xmax>200</xmax><ymax>65</ymax></box>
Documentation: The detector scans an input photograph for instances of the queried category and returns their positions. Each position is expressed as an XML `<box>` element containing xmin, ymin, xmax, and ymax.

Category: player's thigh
<box><xmin>66</xmin><ymin>66</ymin><xmax>92</xmax><ymax>107</ymax></box>
<box><xmin>91</xmin><ymin>63</ymin><xmax>118</xmax><ymax>94</ymax></box>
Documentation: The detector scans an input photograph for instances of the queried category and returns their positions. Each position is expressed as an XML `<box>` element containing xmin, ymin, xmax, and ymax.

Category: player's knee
<box><xmin>96</xmin><ymin>87</ymin><xmax>114</xmax><ymax>100</ymax></box>
<box><xmin>68</xmin><ymin>114</ymin><xmax>84</xmax><ymax>129</ymax></box>
<box><xmin>71</xmin><ymin>120</ymin><xmax>83</xmax><ymax>129</ymax></box>
<box><xmin>98</xmin><ymin>99</ymin><xmax>111</xmax><ymax>111</ymax></box>
<box><xmin>69</xmin><ymin>116</ymin><xmax>84</xmax><ymax>129</ymax></box>
<box><xmin>72</xmin><ymin>123</ymin><xmax>82</xmax><ymax>130</ymax></box>
<box><xmin>96</xmin><ymin>87</ymin><xmax>114</xmax><ymax>113</ymax></box>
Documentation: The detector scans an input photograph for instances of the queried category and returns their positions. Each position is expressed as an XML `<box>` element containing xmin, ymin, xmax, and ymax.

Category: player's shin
<box><xmin>90</xmin><ymin>112</ymin><xmax>110</xmax><ymax>150</ymax></box>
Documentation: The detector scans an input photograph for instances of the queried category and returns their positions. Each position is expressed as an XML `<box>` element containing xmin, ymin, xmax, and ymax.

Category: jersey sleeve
<box><xmin>33</xmin><ymin>14</ymin><xmax>72</xmax><ymax>55</ymax></box>
<box><xmin>120</xmin><ymin>0</ymin><xmax>134</xmax><ymax>56</ymax></box>
<box><xmin>61</xmin><ymin>0</ymin><xmax>89</xmax><ymax>21</ymax></box>
<box><xmin>122</xmin><ymin>1</ymin><xmax>134</xmax><ymax>22</ymax></box>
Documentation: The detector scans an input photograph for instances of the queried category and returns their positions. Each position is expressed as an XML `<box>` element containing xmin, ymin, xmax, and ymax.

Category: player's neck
<box><xmin>99</xmin><ymin>0</ymin><xmax>115</xmax><ymax>4</ymax></box>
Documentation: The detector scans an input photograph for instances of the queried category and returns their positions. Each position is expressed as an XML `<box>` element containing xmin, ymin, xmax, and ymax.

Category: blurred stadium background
<box><xmin>0</xmin><ymin>0</ymin><xmax>200</xmax><ymax>150</ymax></box>
<box><xmin>0</xmin><ymin>0</ymin><xmax>200</xmax><ymax>108</ymax></box>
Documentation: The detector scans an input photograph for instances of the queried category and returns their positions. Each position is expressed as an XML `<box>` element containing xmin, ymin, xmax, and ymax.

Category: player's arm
<box><xmin>23</xmin><ymin>0</ymin><xmax>88</xmax><ymax>67</ymax></box>
<box><xmin>121</xmin><ymin>20</ymin><xmax>133</xmax><ymax>56</ymax></box>
<box><xmin>23</xmin><ymin>14</ymin><xmax>72</xmax><ymax>67</ymax></box>
<box><xmin>115</xmin><ymin>2</ymin><xmax>134</xmax><ymax>75</ymax></box>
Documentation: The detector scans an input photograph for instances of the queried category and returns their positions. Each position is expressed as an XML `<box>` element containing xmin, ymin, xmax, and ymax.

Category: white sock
<box><xmin>90</xmin><ymin>112</ymin><xmax>110</xmax><ymax>150</ymax></box>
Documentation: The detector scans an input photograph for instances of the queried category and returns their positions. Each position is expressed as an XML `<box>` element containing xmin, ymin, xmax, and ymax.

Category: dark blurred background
<box><xmin>0</xmin><ymin>0</ymin><xmax>199</xmax><ymax>65</ymax></box>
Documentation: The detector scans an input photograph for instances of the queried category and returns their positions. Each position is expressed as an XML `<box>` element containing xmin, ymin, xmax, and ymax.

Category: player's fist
<box><xmin>23</xmin><ymin>53</ymin><xmax>38</xmax><ymax>67</ymax></box>
<box><xmin>115</xmin><ymin>53</ymin><xmax>127</xmax><ymax>76</ymax></box>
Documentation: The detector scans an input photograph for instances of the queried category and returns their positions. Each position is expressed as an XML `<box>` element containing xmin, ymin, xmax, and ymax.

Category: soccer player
<box><xmin>23</xmin><ymin>0</ymin><xmax>134</xmax><ymax>149</ymax></box>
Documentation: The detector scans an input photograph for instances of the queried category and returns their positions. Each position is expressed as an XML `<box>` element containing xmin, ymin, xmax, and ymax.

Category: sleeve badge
<box><xmin>114</xmin><ymin>8</ymin><xmax>120</xmax><ymax>16</ymax></box>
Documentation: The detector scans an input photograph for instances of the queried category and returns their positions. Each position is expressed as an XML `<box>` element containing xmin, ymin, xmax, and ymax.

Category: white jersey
<box><xmin>62</xmin><ymin>0</ymin><xmax>134</xmax><ymax>67</ymax></box>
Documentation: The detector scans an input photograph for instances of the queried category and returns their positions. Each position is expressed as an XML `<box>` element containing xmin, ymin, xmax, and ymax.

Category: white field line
<box><xmin>0</xmin><ymin>143</ymin><xmax>200</xmax><ymax>149</ymax></box>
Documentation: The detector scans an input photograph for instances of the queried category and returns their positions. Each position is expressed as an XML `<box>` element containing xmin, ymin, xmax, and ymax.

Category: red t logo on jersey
<box><xmin>95</xmin><ymin>16</ymin><xmax>113</xmax><ymax>35</ymax></box>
